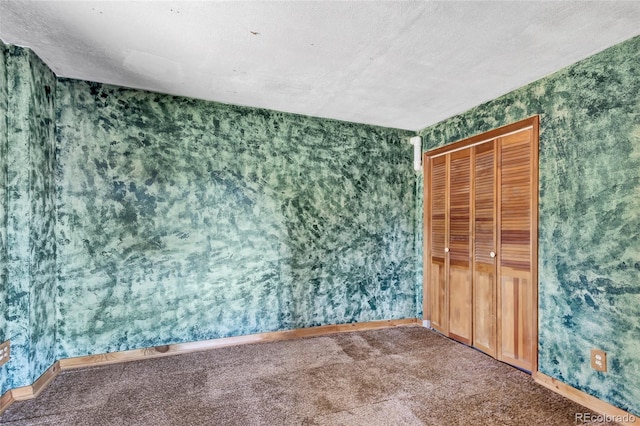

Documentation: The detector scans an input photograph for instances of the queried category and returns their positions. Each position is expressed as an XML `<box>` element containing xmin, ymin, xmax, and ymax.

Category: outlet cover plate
<box><xmin>591</xmin><ymin>349</ymin><xmax>607</xmax><ymax>372</ymax></box>
<box><xmin>0</xmin><ymin>340</ymin><xmax>10</xmax><ymax>367</ymax></box>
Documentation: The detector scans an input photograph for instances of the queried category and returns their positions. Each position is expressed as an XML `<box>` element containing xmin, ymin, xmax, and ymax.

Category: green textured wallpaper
<box><xmin>0</xmin><ymin>41</ymin><xmax>8</xmax><ymax>388</ymax></box>
<box><xmin>418</xmin><ymin>35</ymin><xmax>640</xmax><ymax>415</ymax></box>
<box><xmin>3</xmin><ymin>43</ymin><xmax>32</xmax><ymax>395</ymax></box>
<box><xmin>54</xmin><ymin>80</ymin><xmax>417</xmax><ymax>359</ymax></box>
<box><xmin>25</xmin><ymin>47</ymin><xmax>57</xmax><ymax>388</ymax></box>
<box><xmin>1</xmin><ymin>44</ymin><xmax>57</xmax><ymax>396</ymax></box>
<box><xmin>412</xmin><ymin>174</ymin><xmax>423</xmax><ymax>319</ymax></box>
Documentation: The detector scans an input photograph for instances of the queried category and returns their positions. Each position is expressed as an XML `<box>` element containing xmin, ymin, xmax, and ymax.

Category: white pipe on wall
<box><xmin>410</xmin><ymin>135</ymin><xmax>422</xmax><ymax>172</ymax></box>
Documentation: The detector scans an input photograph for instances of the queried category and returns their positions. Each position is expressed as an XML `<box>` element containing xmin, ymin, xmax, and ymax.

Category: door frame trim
<box><xmin>425</xmin><ymin>118</ymin><xmax>537</xmax><ymax>158</ymax></box>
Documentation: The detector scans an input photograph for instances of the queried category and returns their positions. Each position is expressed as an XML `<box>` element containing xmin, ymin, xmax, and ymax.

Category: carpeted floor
<box><xmin>0</xmin><ymin>327</ymin><xmax>615</xmax><ymax>425</ymax></box>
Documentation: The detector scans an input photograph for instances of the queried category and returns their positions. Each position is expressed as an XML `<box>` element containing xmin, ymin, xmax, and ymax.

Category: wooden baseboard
<box><xmin>8</xmin><ymin>385</ymin><xmax>33</xmax><ymax>401</ymax></box>
<box><xmin>533</xmin><ymin>372</ymin><xmax>638</xmax><ymax>425</ymax></box>
<box><xmin>0</xmin><ymin>318</ymin><xmax>418</xmax><ymax>415</ymax></box>
<box><xmin>10</xmin><ymin>361</ymin><xmax>61</xmax><ymax>402</ymax></box>
<box><xmin>0</xmin><ymin>390</ymin><xmax>14</xmax><ymax>416</ymax></box>
<box><xmin>60</xmin><ymin>318</ymin><xmax>420</xmax><ymax>370</ymax></box>
<box><xmin>0</xmin><ymin>361</ymin><xmax>61</xmax><ymax>415</ymax></box>
<box><xmin>4</xmin><ymin>323</ymin><xmax>635</xmax><ymax>424</ymax></box>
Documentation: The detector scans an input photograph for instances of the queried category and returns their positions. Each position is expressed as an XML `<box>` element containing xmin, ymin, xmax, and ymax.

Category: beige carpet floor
<box><xmin>0</xmin><ymin>327</ymin><xmax>615</xmax><ymax>425</ymax></box>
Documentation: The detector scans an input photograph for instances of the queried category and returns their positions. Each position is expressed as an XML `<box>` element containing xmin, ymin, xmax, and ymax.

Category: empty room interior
<box><xmin>1</xmin><ymin>1</ymin><xmax>639</xmax><ymax>424</ymax></box>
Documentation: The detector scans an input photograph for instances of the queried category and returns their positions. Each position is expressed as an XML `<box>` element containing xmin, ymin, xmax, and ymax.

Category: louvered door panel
<box><xmin>429</xmin><ymin>156</ymin><xmax>448</xmax><ymax>334</ymax></box>
<box><xmin>447</xmin><ymin>150</ymin><xmax>472</xmax><ymax>344</ymax></box>
<box><xmin>473</xmin><ymin>141</ymin><xmax>496</xmax><ymax>357</ymax></box>
<box><xmin>498</xmin><ymin>128</ymin><xmax>535</xmax><ymax>371</ymax></box>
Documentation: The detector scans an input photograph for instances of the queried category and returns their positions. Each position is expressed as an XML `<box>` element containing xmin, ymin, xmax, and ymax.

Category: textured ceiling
<box><xmin>1</xmin><ymin>1</ymin><xmax>639</xmax><ymax>131</ymax></box>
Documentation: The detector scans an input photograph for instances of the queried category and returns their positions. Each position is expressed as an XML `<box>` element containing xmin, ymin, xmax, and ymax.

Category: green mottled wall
<box><xmin>0</xmin><ymin>42</ymin><xmax>8</xmax><ymax>394</ymax></box>
<box><xmin>26</xmin><ymin>48</ymin><xmax>57</xmax><ymax>388</ymax></box>
<box><xmin>0</xmin><ymin>41</ymin><xmax>417</xmax><ymax>397</ymax></box>
<box><xmin>414</xmin><ymin>174</ymin><xmax>423</xmax><ymax>319</ymax></box>
<box><xmin>418</xmin><ymin>35</ymin><xmax>640</xmax><ymax>415</ymax></box>
<box><xmin>0</xmin><ymin>44</ymin><xmax>57</xmax><ymax>396</ymax></box>
<box><xmin>55</xmin><ymin>80</ymin><xmax>416</xmax><ymax>358</ymax></box>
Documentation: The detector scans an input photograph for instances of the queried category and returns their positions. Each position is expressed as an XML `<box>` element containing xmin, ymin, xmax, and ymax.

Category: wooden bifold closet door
<box><xmin>424</xmin><ymin>117</ymin><xmax>538</xmax><ymax>373</ymax></box>
<box><xmin>427</xmin><ymin>150</ymin><xmax>473</xmax><ymax>345</ymax></box>
<box><xmin>445</xmin><ymin>150</ymin><xmax>472</xmax><ymax>345</ymax></box>
<box><xmin>497</xmin><ymin>127</ymin><xmax>538</xmax><ymax>371</ymax></box>
<box><xmin>428</xmin><ymin>155</ymin><xmax>448</xmax><ymax>335</ymax></box>
<box><xmin>473</xmin><ymin>141</ymin><xmax>497</xmax><ymax>358</ymax></box>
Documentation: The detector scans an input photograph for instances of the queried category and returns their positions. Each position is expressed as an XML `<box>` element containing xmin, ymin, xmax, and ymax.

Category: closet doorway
<box><xmin>423</xmin><ymin>116</ymin><xmax>539</xmax><ymax>373</ymax></box>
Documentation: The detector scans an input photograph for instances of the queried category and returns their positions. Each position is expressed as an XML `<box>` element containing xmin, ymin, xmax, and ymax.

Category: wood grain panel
<box><xmin>499</xmin><ymin>271</ymin><xmax>534</xmax><ymax>371</ymax></box>
<box><xmin>500</xmin><ymin>129</ymin><xmax>532</xmax><ymax>271</ymax></box>
<box><xmin>498</xmin><ymin>126</ymin><xmax>535</xmax><ymax>372</ymax></box>
<box><xmin>474</xmin><ymin>269</ymin><xmax>496</xmax><ymax>356</ymax></box>
<box><xmin>449</xmin><ymin>264</ymin><xmax>472</xmax><ymax>344</ymax></box>
<box><xmin>448</xmin><ymin>149</ymin><xmax>472</xmax><ymax>343</ymax></box>
<box><xmin>429</xmin><ymin>259</ymin><xmax>447</xmax><ymax>333</ymax></box>
<box><xmin>429</xmin><ymin>155</ymin><xmax>448</xmax><ymax>334</ymax></box>
<box><xmin>474</xmin><ymin>141</ymin><xmax>495</xmax><ymax>264</ymax></box>
<box><xmin>498</xmin><ymin>127</ymin><xmax>537</xmax><ymax>371</ymax></box>
<box><xmin>473</xmin><ymin>141</ymin><xmax>496</xmax><ymax>356</ymax></box>
<box><xmin>448</xmin><ymin>150</ymin><xmax>471</xmax><ymax>264</ymax></box>
<box><xmin>431</xmin><ymin>156</ymin><xmax>447</xmax><ymax>257</ymax></box>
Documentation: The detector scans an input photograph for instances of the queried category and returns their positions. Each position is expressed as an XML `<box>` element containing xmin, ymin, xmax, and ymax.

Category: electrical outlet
<box><xmin>591</xmin><ymin>349</ymin><xmax>607</xmax><ymax>372</ymax></box>
<box><xmin>0</xmin><ymin>340</ymin><xmax>10</xmax><ymax>367</ymax></box>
